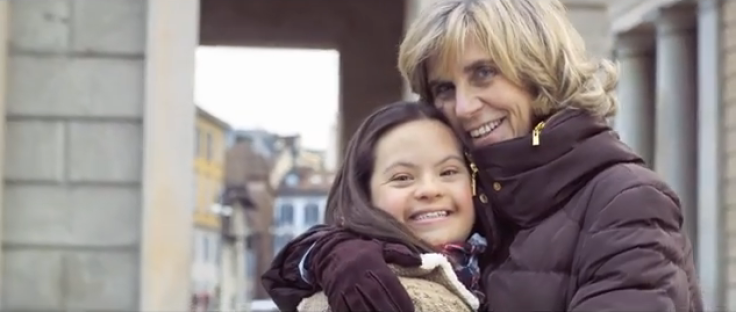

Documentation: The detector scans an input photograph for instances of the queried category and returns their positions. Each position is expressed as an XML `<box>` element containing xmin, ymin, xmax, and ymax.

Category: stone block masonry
<box><xmin>1</xmin><ymin>0</ymin><xmax>197</xmax><ymax>311</ymax></box>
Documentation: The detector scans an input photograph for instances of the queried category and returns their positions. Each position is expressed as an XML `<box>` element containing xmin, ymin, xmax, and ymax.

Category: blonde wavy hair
<box><xmin>398</xmin><ymin>0</ymin><xmax>619</xmax><ymax>118</ymax></box>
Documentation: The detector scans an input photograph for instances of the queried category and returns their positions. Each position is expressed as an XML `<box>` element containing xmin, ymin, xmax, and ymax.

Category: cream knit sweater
<box><xmin>297</xmin><ymin>253</ymin><xmax>480</xmax><ymax>312</ymax></box>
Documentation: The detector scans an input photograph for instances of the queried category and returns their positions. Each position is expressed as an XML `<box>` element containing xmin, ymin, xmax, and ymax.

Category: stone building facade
<box><xmin>609</xmin><ymin>0</ymin><xmax>733</xmax><ymax>309</ymax></box>
<box><xmin>2</xmin><ymin>0</ymin><xmax>732</xmax><ymax>311</ymax></box>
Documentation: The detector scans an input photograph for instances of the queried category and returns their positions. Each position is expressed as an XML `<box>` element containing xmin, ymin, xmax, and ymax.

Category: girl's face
<box><xmin>369</xmin><ymin>119</ymin><xmax>475</xmax><ymax>246</ymax></box>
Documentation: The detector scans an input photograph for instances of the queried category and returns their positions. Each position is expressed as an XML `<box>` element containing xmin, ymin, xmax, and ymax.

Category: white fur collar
<box><xmin>418</xmin><ymin>253</ymin><xmax>480</xmax><ymax>310</ymax></box>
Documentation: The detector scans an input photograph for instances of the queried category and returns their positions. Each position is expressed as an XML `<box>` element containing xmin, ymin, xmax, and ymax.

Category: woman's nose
<box><xmin>455</xmin><ymin>93</ymin><xmax>483</xmax><ymax>119</ymax></box>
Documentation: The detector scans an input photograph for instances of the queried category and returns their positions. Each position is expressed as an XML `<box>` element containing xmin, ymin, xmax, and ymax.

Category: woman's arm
<box><xmin>261</xmin><ymin>225</ymin><xmax>328</xmax><ymax>311</ymax></box>
<box><xmin>261</xmin><ymin>225</ymin><xmax>423</xmax><ymax>312</ymax></box>
<box><xmin>569</xmin><ymin>184</ymin><xmax>702</xmax><ymax>312</ymax></box>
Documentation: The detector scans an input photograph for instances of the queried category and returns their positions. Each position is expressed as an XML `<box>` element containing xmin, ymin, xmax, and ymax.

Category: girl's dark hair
<box><xmin>324</xmin><ymin>101</ymin><xmax>453</xmax><ymax>253</ymax></box>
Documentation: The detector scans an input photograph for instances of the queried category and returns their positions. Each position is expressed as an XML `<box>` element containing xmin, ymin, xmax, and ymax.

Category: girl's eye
<box><xmin>441</xmin><ymin>169</ymin><xmax>459</xmax><ymax>176</ymax></box>
<box><xmin>391</xmin><ymin>174</ymin><xmax>412</xmax><ymax>182</ymax></box>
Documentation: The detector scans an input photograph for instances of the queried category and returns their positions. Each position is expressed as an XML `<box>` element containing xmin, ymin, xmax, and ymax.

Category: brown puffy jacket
<box><xmin>298</xmin><ymin>253</ymin><xmax>479</xmax><ymax>312</ymax></box>
<box><xmin>472</xmin><ymin>109</ymin><xmax>702</xmax><ymax>311</ymax></box>
<box><xmin>261</xmin><ymin>109</ymin><xmax>703</xmax><ymax>312</ymax></box>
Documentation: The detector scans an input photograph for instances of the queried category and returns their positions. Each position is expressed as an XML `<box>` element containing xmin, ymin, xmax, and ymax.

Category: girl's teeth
<box><xmin>414</xmin><ymin>211</ymin><xmax>448</xmax><ymax>221</ymax></box>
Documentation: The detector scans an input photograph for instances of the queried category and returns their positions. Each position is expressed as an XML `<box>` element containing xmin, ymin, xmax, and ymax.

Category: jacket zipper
<box><xmin>470</xmin><ymin>161</ymin><xmax>479</xmax><ymax>196</ymax></box>
<box><xmin>532</xmin><ymin>121</ymin><xmax>546</xmax><ymax>146</ymax></box>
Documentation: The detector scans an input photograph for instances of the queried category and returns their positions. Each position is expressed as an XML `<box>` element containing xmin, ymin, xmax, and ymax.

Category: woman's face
<box><xmin>427</xmin><ymin>41</ymin><xmax>535</xmax><ymax>148</ymax></box>
<box><xmin>369</xmin><ymin>119</ymin><xmax>475</xmax><ymax>246</ymax></box>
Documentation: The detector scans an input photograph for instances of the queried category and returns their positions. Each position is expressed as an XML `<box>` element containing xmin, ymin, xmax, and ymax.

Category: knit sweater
<box><xmin>297</xmin><ymin>253</ymin><xmax>480</xmax><ymax>312</ymax></box>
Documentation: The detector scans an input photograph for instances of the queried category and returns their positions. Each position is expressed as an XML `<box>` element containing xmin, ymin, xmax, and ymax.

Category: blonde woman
<box><xmin>262</xmin><ymin>0</ymin><xmax>703</xmax><ymax>311</ymax></box>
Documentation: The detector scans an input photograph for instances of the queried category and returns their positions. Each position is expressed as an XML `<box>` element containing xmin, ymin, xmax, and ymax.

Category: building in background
<box><xmin>272</xmin><ymin>167</ymin><xmax>333</xmax><ymax>255</ymax></box>
<box><xmin>219</xmin><ymin>155</ymin><xmax>257</xmax><ymax>312</ymax></box>
<box><xmin>192</xmin><ymin>106</ymin><xmax>231</xmax><ymax>311</ymax></box>
<box><xmin>227</xmin><ymin>130</ymin><xmax>335</xmax><ymax>300</ymax></box>
<box><xmin>270</xmin><ymin>133</ymin><xmax>334</xmax><ymax>255</ymax></box>
<box><xmin>226</xmin><ymin>131</ymin><xmax>278</xmax><ymax>300</ymax></box>
<box><xmin>607</xmin><ymin>1</ymin><xmax>732</xmax><ymax>308</ymax></box>
<box><xmin>269</xmin><ymin>135</ymin><xmax>326</xmax><ymax>190</ymax></box>
<box><xmin>325</xmin><ymin>117</ymin><xmax>339</xmax><ymax>171</ymax></box>
<box><xmin>230</xmin><ymin>129</ymin><xmax>283</xmax><ymax>160</ymax></box>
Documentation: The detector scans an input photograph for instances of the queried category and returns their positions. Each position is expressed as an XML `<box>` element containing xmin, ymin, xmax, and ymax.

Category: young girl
<box><xmin>275</xmin><ymin>101</ymin><xmax>487</xmax><ymax>311</ymax></box>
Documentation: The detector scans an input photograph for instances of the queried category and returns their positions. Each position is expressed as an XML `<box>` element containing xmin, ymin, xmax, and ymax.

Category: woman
<box><xmin>262</xmin><ymin>0</ymin><xmax>703</xmax><ymax>311</ymax></box>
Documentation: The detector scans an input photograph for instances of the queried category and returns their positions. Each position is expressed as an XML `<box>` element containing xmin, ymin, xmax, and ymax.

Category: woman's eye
<box><xmin>432</xmin><ymin>83</ymin><xmax>454</xmax><ymax>98</ymax></box>
<box><xmin>474</xmin><ymin>66</ymin><xmax>497</xmax><ymax>80</ymax></box>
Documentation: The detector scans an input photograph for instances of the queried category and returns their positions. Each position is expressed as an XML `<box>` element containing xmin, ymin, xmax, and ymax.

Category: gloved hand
<box><xmin>262</xmin><ymin>225</ymin><xmax>329</xmax><ymax>311</ymax></box>
<box><xmin>309</xmin><ymin>229</ymin><xmax>422</xmax><ymax>312</ymax></box>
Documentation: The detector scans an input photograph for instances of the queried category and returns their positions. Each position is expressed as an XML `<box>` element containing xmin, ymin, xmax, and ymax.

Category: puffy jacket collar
<box><xmin>471</xmin><ymin>109</ymin><xmax>643</xmax><ymax>227</ymax></box>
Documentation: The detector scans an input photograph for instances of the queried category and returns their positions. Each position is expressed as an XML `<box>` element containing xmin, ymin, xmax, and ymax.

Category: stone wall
<box><xmin>724</xmin><ymin>0</ymin><xmax>736</xmax><ymax>307</ymax></box>
<box><xmin>1</xmin><ymin>1</ymin><xmax>197</xmax><ymax>310</ymax></box>
<box><xmin>2</xmin><ymin>1</ymin><xmax>145</xmax><ymax>310</ymax></box>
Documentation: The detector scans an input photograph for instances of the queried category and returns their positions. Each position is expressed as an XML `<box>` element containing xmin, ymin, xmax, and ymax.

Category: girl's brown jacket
<box><xmin>298</xmin><ymin>253</ymin><xmax>479</xmax><ymax>312</ymax></box>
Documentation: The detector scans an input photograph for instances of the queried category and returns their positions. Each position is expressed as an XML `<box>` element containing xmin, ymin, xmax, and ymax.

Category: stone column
<box><xmin>2</xmin><ymin>1</ymin><xmax>198</xmax><ymax>311</ymax></box>
<box><xmin>696</xmin><ymin>0</ymin><xmax>725</xmax><ymax>309</ymax></box>
<box><xmin>402</xmin><ymin>0</ymin><xmax>429</xmax><ymax>101</ymax></box>
<box><xmin>614</xmin><ymin>29</ymin><xmax>656</xmax><ymax>166</ymax></box>
<box><xmin>338</xmin><ymin>30</ymin><xmax>404</xmax><ymax>158</ymax></box>
<box><xmin>0</xmin><ymin>2</ymin><xmax>9</xmax><ymax>306</ymax></box>
<box><xmin>233</xmin><ymin>205</ymin><xmax>249</xmax><ymax>312</ymax></box>
<box><xmin>654</xmin><ymin>4</ymin><xmax>698</xmax><ymax>244</ymax></box>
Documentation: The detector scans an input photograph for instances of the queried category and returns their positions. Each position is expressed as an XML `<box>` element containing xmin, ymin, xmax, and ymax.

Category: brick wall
<box><xmin>724</xmin><ymin>0</ymin><xmax>736</xmax><ymax>308</ymax></box>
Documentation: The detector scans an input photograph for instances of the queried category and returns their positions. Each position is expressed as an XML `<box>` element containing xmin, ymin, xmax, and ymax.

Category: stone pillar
<box><xmin>0</xmin><ymin>2</ymin><xmax>8</xmax><ymax>307</ymax></box>
<box><xmin>402</xmin><ymin>0</ymin><xmax>430</xmax><ymax>101</ymax></box>
<box><xmin>219</xmin><ymin>241</ymin><xmax>236</xmax><ymax>311</ymax></box>
<box><xmin>233</xmin><ymin>205</ymin><xmax>249</xmax><ymax>312</ymax></box>
<box><xmin>563</xmin><ymin>1</ymin><xmax>612</xmax><ymax>59</ymax></box>
<box><xmin>654</xmin><ymin>4</ymin><xmax>698</xmax><ymax>245</ymax></box>
<box><xmin>697</xmin><ymin>0</ymin><xmax>725</xmax><ymax>309</ymax></box>
<box><xmin>614</xmin><ymin>30</ymin><xmax>656</xmax><ymax>166</ymax></box>
<box><xmin>2</xmin><ymin>1</ymin><xmax>197</xmax><ymax>311</ymax></box>
<box><xmin>338</xmin><ymin>22</ymin><xmax>404</xmax><ymax>158</ymax></box>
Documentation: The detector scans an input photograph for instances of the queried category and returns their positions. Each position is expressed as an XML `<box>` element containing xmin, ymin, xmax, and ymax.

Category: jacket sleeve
<box><xmin>261</xmin><ymin>224</ymin><xmax>331</xmax><ymax>312</ymax></box>
<box><xmin>569</xmin><ymin>184</ymin><xmax>697</xmax><ymax>312</ymax></box>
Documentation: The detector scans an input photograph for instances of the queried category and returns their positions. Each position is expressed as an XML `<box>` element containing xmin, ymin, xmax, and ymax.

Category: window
<box><xmin>276</xmin><ymin>203</ymin><xmax>294</xmax><ymax>227</ymax></box>
<box><xmin>226</xmin><ymin>131</ymin><xmax>236</xmax><ymax>148</ymax></box>
<box><xmin>209</xmin><ymin>233</ymin><xmax>219</xmax><ymax>265</ymax></box>
<box><xmin>304</xmin><ymin>203</ymin><xmax>320</xmax><ymax>226</ymax></box>
<box><xmin>202</xmin><ymin>234</ymin><xmax>210</xmax><ymax>262</ymax></box>
<box><xmin>245</xmin><ymin>233</ymin><xmax>260</xmax><ymax>279</ymax></box>
<box><xmin>193</xmin><ymin>229</ymin><xmax>203</xmax><ymax>263</ymax></box>
<box><xmin>195</xmin><ymin>128</ymin><xmax>201</xmax><ymax>157</ymax></box>
<box><xmin>285</xmin><ymin>174</ymin><xmax>299</xmax><ymax>187</ymax></box>
<box><xmin>273</xmin><ymin>234</ymin><xmax>295</xmax><ymax>254</ymax></box>
<box><xmin>206</xmin><ymin>132</ymin><xmax>213</xmax><ymax>160</ymax></box>
<box><xmin>246</xmin><ymin>246</ymin><xmax>257</xmax><ymax>278</ymax></box>
<box><xmin>192</xmin><ymin>179</ymin><xmax>197</xmax><ymax>212</ymax></box>
<box><xmin>191</xmin><ymin>229</ymin><xmax>198</xmax><ymax>262</ymax></box>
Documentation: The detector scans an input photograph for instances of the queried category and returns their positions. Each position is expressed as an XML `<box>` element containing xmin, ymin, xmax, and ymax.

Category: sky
<box><xmin>194</xmin><ymin>47</ymin><xmax>339</xmax><ymax>150</ymax></box>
